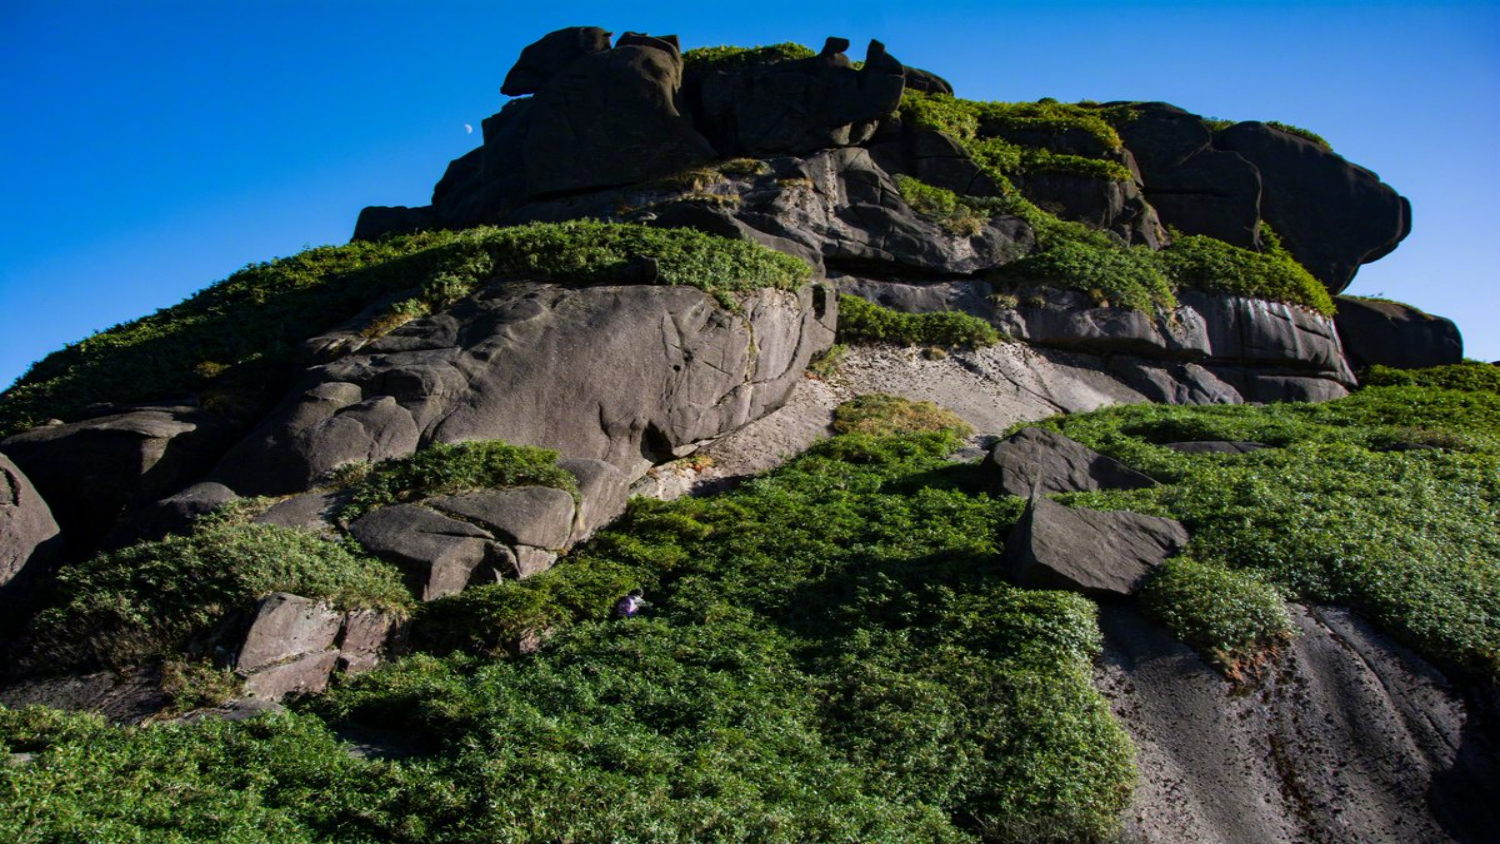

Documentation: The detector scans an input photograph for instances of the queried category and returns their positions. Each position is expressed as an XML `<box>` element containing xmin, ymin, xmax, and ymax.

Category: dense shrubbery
<box><xmin>0</xmin><ymin>222</ymin><xmax>811</xmax><ymax>437</ymax></box>
<box><xmin>1364</xmin><ymin>361</ymin><xmax>1500</xmax><ymax>394</ymax></box>
<box><xmin>26</xmin><ymin>512</ymin><xmax>411</xmax><ymax>668</ymax></box>
<box><xmin>894</xmin><ymin>174</ymin><xmax>997</xmax><ymax>236</ymax></box>
<box><xmin>1157</xmin><ymin>226</ymin><xmax>1334</xmax><ymax>315</ymax></box>
<box><xmin>1002</xmin><ymin>239</ymin><xmax>1175</xmax><ymax>311</ymax></box>
<box><xmin>339</xmin><ymin>440</ymin><xmax>578</xmax><ymax>523</ymax></box>
<box><xmin>3</xmin><ymin>418</ymin><xmax>1137</xmax><ymax>842</ymax></box>
<box><xmin>1141</xmin><ymin>557</ymin><xmax>1295</xmax><ymax>675</ymax></box>
<box><xmin>832</xmin><ymin>393</ymin><xmax>976</xmax><ymax>438</ymax></box>
<box><xmin>1040</xmin><ymin>386</ymin><xmax>1500</xmax><ymax>681</ymax></box>
<box><xmin>837</xmin><ymin>294</ymin><xmax>1001</xmax><ymax>348</ymax></box>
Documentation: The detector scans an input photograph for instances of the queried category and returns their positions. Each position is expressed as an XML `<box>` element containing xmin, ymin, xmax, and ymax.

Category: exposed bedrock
<box><xmin>0</xmin><ymin>404</ymin><xmax>240</xmax><ymax>552</ymax></box>
<box><xmin>1333</xmin><ymin>295</ymin><xmax>1464</xmax><ymax>370</ymax></box>
<box><xmin>981</xmin><ymin>427</ymin><xmax>1157</xmax><ymax>498</ymax></box>
<box><xmin>0</xmin><ymin>454</ymin><xmax>62</xmax><ymax>622</ymax></box>
<box><xmin>1100</xmin><ymin>603</ymin><xmax>1500</xmax><ymax>844</ymax></box>
<box><xmin>835</xmin><ymin>276</ymin><xmax>1356</xmax><ymax>402</ymax></box>
<box><xmin>211</xmin><ymin>280</ymin><xmax>836</xmax><ymax>496</ymax></box>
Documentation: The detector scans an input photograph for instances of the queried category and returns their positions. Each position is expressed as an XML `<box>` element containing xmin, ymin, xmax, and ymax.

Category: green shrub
<box><xmin>682</xmin><ymin>42</ymin><xmax>816</xmax><ymax>72</ymax></box>
<box><xmin>339</xmin><ymin>439</ymin><xmax>578</xmax><ymax>523</ymax></box>
<box><xmin>1141</xmin><ymin>557</ymin><xmax>1296</xmax><ymax>676</ymax></box>
<box><xmin>833</xmin><ymin>393</ymin><xmax>975</xmax><ymax>439</ymax></box>
<box><xmin>837</xmin><ymin>294</ymin><xmax>1001</xmax><ymax>348</ymax></box>
<box><xmin>1157</xmin><ymin>226</ymin><xmax>1335</xmax><ymax>315</ymax></box>
<box><xmin>27</xmin><ymin>519</ymin><xmax>411</xmax><ymax>668</ymax></box>
<box><xmin>807</xmin><ymin>342</ymin><xmax>848</xmax><ymax>379</ymax></box>
<box><xmin>895</xmin><ymin>174</ymin><xmax>995</xmax><ymax>236</ymax></box>
<box><xmin>1364</xmin><ymin>362</ymin><xmax>1500</xmax><ymax>394</ymax></box>
<box><xmin>1002</xmin><ymin>239</ymin><xmax>1176</xmax><ymax>312</ymax></box>
<box><xmin>0</xmin><ymin>222</ymin><xmax>811</xmax><ymax>437</ymax></box>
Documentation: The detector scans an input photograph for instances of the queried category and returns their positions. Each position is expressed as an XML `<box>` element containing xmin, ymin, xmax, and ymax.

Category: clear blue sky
<box><xmin>2</xmin><ymin>0</ymin><xmax>1497</xmax><ymax>393</ymax></box>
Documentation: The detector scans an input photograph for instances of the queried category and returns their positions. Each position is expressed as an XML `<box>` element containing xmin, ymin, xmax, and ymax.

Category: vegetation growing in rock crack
<box><xmin>0</xmin><ymin>221</ymin><xmax>811</xmax><ymax>438</ymax></box>
<box><xmin>836</xmin><ymin>294</ymin><xmax>1001</xmax><ymax>349</ymax></box>
<box><xmin>338</xmin><ymin>440</ymin><xmax>579</xmax><ymax>523</ymax></box>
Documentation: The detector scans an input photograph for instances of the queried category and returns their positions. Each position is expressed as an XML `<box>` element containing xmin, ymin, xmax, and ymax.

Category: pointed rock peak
<box><xmin>820</xmin><ymin>36</ymin><xmax>851</xmax><ymax>58</ymax></box>
<box><xmin>862</xmin><ymin>38</ymin><xmax>904</xmax><ymax>74</ymax></box>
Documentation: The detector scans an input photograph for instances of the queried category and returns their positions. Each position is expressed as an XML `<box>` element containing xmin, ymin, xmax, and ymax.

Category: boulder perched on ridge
<box><xmin>1332</xmin><ymin>296</ymin><xmax>1463</xmax><ymax>370</ymax></box>
<box><xmin>982</xmin><ymin>428</ymin><xmax>1156</xmax><ymax>497</ymax></box>
<box><xmin>1002</xmin><ymin>495</ymin><xmax>1188</xmax><ymax>599</ymax></box>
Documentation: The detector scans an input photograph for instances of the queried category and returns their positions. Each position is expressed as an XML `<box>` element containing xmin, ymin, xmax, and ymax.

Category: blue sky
<box><xmin>2</xmin><ymin>0</ymin><xmax>1497</xmax><ymax>392</ymax></box>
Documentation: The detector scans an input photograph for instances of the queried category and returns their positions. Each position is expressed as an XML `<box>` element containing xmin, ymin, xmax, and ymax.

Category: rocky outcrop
<box><xmin>212</xmin><ymin>280</ymin><xmax>835</xmax><ymax>496</ymax></box>
<box><xmin>0</xmin><ymin>454</ymin><xmax>61</xmax><ymax>617</ymax></box>
<box><xmin>1002</xmin><ymin>495</ymin><xmax>1188</xmax><ymax>599</ymax></box>
<box><xmin>1333</xmin><ymin>295</ymin><xmax>1463</xmax><ymax>370</ymax></box>
<box><xmin>233</xmin><ymin>593</ymin><xmax>404</xmax><ymax>701</ymax></box>
<box><xmin>104</xmin><ymin>481</ymin><xmax>238</xmax><ymax>548</ymax></box>
<box><xmin>981</xmin><ymin>427</ymin><xmax>1156</xmax><ymax>497</ymax></box>
<box><xmin>1100</xmin><ymin>603</ymin><xmax>1500</xmax><ymax>844</ymax></box>
<box><xmin>0</xmin><ymin>404</ymin><xmax>239</xmax><ymax>550</ymax></box>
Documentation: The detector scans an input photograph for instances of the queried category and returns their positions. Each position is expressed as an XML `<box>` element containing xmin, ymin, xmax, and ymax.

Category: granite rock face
<box><xmin>232</xmin><ymin>593</ymin><xmax>405</xmax><ymax>701</ymax></box>
<box><xmin>1333</xmin><ymin>295</ymin><xmax>1463</xmax><ymax>370</ymax></box>
<box><xmin>981</xmin><ymin>427</ymin><xmax>1156</xmax><ymax>498</ymax></box>
<box><xmin>213</xmin><ymin>280</ymin><xmax>835</xmax><ymax>495</ymax></box>
<box><xmin>0</xmin><ymin>454</ymin><xmax>62</xmax><ymax>618</ymax></box>
<box><xmin>1002</xmin><ymin>495</ymin><xmax>1188</xmax><ymax>599</ymax></box>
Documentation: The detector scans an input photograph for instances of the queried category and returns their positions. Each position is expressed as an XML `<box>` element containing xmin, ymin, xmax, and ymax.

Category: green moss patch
<box><xmin>1157</xmin><ymin>226</ymin><xmax>1334</xmax><ymax>315</ymax></box>
<box><xmin>833</xmin><ymin>393</ymin><xmax>975</xmax><ymax>439</ymax></box>
<box><xmin>338</xmin><ymin>440</ymin><xmax>578</xmax><ymax>523</ymax></box>
<box><xmin>837</xmin><ymin>294</ymin><xmax>1001</xmax><ymax>349</ymax></box>
<box><xmin>1141</xmin><ymin>557</ymin><xmax>1295</xmax><ymax>676</ymax></box>
<box><xmin>0</xmin><ymin>222</ymin><xmax>811</xmax><ymax>438</ymax></box>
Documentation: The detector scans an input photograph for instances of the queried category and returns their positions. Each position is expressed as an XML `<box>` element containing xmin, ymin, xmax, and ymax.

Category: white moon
<box><xmin>464</xmin><ymin>123</ymin><xmax>473</xmax><ymax>134</ymax></box>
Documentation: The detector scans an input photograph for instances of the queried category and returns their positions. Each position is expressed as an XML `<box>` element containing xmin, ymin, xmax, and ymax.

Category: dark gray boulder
<box><xmin>1333</xmin><ymin>295</ymin><xmax>1463</xmax><ymax>370</ymax></box>
<box><xmin>902</xmin><ymin>65</ymin><xmax>953</xmax><ymax>96</ymax></box>
<box><xmin>523</xmin><ymin>38</ymin><xmax>716</xmax><ymax>196</ymax></box>
<box><xmin>1217</xmin><ymin>122</ymin><xmax>1411</xmax><ymax>294</ymax></box>
<box><xmin>500</xmin><ymin>26</ymin><xmax>612</xmax><ymax>96</ymax></box>
<box><xmin>348</xmin><ymin>505</ymin><xmax>495</xmax><ymax>601</ymax></box>
<box><xmin>253</xmin><ymin>490</ymin><xmax>343</xmax><ymax>535</ymax></box>
<box><xmin>0</xmin><ymin>454</ymin><xmax>62</xmax><ymax>617</ymax></box>
<box><xmin>982</xmin><ymin>427</ymin><xmax>1156</xmax><ymax>497</ymax></box>
<box><xmin>429</xmin><ymin>487</ymin><xmax>575</xmax><ymax>551</ymax></box>
<box><xmin>213</xmin><ymin>280</ymin><xmax>836</xmax><ymax>496</ymax></box>
<box><xmin>104</xmin><ymin>481</ymin><xmax>238</xmax><ymax>548</ymax></box>
<box><xmin>695</xmin><ymin>38</ymin><xmax>906</xmax><ymax>157</ymax></box>
<box><xmin>1002</xmin><ymin>495</ymin><xmax>1188</xmax><ymax>599</ymax></box>
<box><xmin>0</xmin><ymin>404</ymin><xmax>239</xmax><ymax>550</ymax></box>
<box><xmin>234</xmin><ymin>592</ymin><xmax>343</xmax><ymax>674</ymax></box>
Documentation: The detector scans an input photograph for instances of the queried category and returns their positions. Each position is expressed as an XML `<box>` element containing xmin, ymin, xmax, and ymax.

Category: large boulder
<box><xmin>347</xmin><ymin>504</ymin><xmax>495</xmax><ymax>601</ymax></box>
<box><xmin>0</xmin><ymin>404</ymin><xmax>239</xmax><ymax>550</ymax></box>
<box><xmin>213</xmin><ymin>280</ymin><xmax>835</xmax><ymax>495</ymax></box>
<box><xmin>500</xmin><ymin>26</ymin><xmax>613</xmax><ymax>96</ymax></box>
<box><xmin>694</xmin><ymin>37</ymin><xmax>906</xmax><ymax>157</ymax></box>
<box><xmin>523</xmin><ymin>35</ymin><xmax>716</xmax><ymax>196</ymax></box>
<box><xmin>1217</xmin><ymin>122</ymin><xmax>1411</xmax><ymax>293</ymax></box>
<box><xmin>0</xmin><ymin>454</ymin><xmax>62</xmax><ymax>616</ymax></box>
<box><xmin>1002</xmin><ymin>495</ymin><xmax>1188</xmax><ymax>599</ymax></box>
<box><xmin>1332</xmin><ymin>296</ymin><xmax>1463</xmax><ymax>370</ymax></box>
<box><xmin>982</xmin><ymin>428</ymin><xmax>1156</xmax><ymax>498</ymax></box>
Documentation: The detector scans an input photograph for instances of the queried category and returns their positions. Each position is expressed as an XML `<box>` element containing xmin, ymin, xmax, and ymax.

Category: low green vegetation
<box><xmin>1002</xmin><ymin>238</ymin><xmax>1175</xmax><ymax>311</ymax></box>
<box><xmin>894</xmin><ymin>174</ymin><xmax>995</xmax><ymax>236</ymax></box>
<box><xmin>1</xmin><ymin>418</ymin><xmax>1137</xmax><ymax>843</ymax></box>
<box><xmin>682</xmin><ymin>42</ymin><xmax>816</xmax><ymax>72</ymax></box>
<box><xmin>26</xmin><ymin>510</ymin><xmax>411</xmax><ymax>669</ymax></box>
<box><xmin>338</xmin><ymin>440</ymin><xmax>578</xmax><ymax>523</ymax></box>
<box><xmin>1363</xmin><ymin>361</ymin><xmax>1500</xmax><ymax>394</ymax></box>
<box><xmin>1156</xmin><ymin>226</ymin><xmax>1334</xmax><ymax>315</ymax></box>
<box><xmin>1039</xmin><ymin>385</ymin><xmax>1500</xmax><ymax>681</ymax></box>
<box><xmin>837</xmin><ymin>294</ymin><xmax>1001</xmax><ymax>349</ymax></box>
<box><xmin>1140</xmin><ymin>557</ymin><xmax>1295</xmax><ymax>677</ymax></box>
<box><xmin>832</xmin><ymin>393</ymin><xmax>975</xmax><ymax>438</ymax></box>
<box><xmin>0</xmin><ymin>222</ymin><xmax>811</xmax><ymax>438</ymax></box>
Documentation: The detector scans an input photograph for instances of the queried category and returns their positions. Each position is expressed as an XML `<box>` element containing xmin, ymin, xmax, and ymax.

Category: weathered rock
<box><xmin>214</xmin><ymin>280</ymin><xmax>835</xmax><ymax>495</ymax></box>
<box><xmin>105</xmin><ymin>481</ymin><xmax>238</xmax><ymax>548</ymax></box>
<box><xmin>0</xmin><ymin>454</ymin><xmax>62</xmax><ymax>616</ymax></box>
<box><xmin>429</xmin><ymin>486</ymin><xmax>575</xmax><ymax>550</ymax></box>
<box><xmin>695</xmin><ymin>38</ymin><xmax>905</xmax><ymax>156</ymax></box>
<box><xmin>1012</xmin><ymin>169</ymin><xmax>1166</xmax><ymax>248</ymax></box>
<box><xmin>523</xmin><ymin>38</ymin><xmax>715</xmax><ymax>196</ymax></box>
<box><xmin>0</xmin><ymin>404</ymin><xmax>239</xmax><ymax>549</ymax></box>
<box><xmin>982</xmin><ymin>427</ymin><xmax>1156</xmax><ymax>497</ymax></box>
<box><xmin>1003</xmin><ymin>495</ymin><xmax>1188</xmax><ymax>599</ymax></box>
<box><xmin>1115</xmin><ymin>102</ymin><xmax>1264</xmax><ymax>249</ymax></box>
<box><xmin>242</xmin><ymin>650</ymin><xmax>340</xmax><ymax>701</ymax></box>
<box><xmin>1177</xmin><ymin>290</ymin><xmax>1355</xmax><ymax>384</ymax></box>
<box><xmin>1162</xmin><ymin>440</ymin><xmax>1268</xmax><ymax>454</ymax></box>
<box><xmin>500</xmin><ymin>26</ymin><xmax>612</xmax><ymax>96</ymax></box>
<box><xmin>352</xmin><ymin>204</ymin><xmax>435</xmax><ymax>242</ymax></box>
<box><xmin>347</xmin><ymin>505</ymin><xmax>494</xmax><ymax>601</ymax></box>
<box><xmin>902</xmin><ymin>65</ymin><xmax>953</xmax><ymax>95</ymax></box>
<box><xmin>234</xmin><ymin>593</ymin><xmax>343</xmax><ymax>674</ymax></box>
<box><xmin>558</xmin><ymin>458</ymin><xmax>630</xmax><ymax>543</ymax></box>
<box><xmin>253</xmin><ymin>490</ymin><xmax>343</xmax><ymax>535</ymax></box>
<box><xmin>1333</xmin><ymin>295</ymin><xmax>1463</xmax><ymax>370</ymax></box>
<box><xmin>337</xmin><ymin>609</ymin><xmax>401</xmax><ymax>676</ymax></box>
<box><xmin>1217</xmin><ymin>122</ymin><xmax>1411</xmax><ymax>293</ymax></box>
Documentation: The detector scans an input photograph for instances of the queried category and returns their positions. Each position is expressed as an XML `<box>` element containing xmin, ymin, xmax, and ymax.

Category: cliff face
<box><xmin>0</xmin><ymin>25</ymin><xmax>1492</xmax><ymax>844</ymax></box>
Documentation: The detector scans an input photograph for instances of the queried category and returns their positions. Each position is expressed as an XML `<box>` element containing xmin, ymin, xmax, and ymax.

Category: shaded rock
<box><xmin>1105</xmin><ymin>358</ymin><xmax>1243</xmax><ymax>405</ymax></box>
<box><xmin>1163</xmin><ymin>440</ymin><xmax>1268</xmax><ymax>454</ymax></box>
<box><xmin>242</xmin><ymin>650</ymin><xmax>340</xmax><ymax>701</ymax></box>
<box><xmin>558</xmin><ymin>457</ymin><xmax>630</xmax><ymax>543</ymax></box>
<box><xmin>352</xmin><ymin>204</ymin><xmax>435</xmax><ymax>242</ymax></box>
<box><xmin>234</xmin><ymin>592</ymin><xmax>343</xmax><ymax>673</ymax></box>
<box><xmin>214</xmin><ymin>280</ymin><xmax>835</xmax><ymax>495</ymax></box>
<box><xmin>1217</xmin><ymin>122</ymin><xmax>1411</xmax><ymax>293</ymax></box>
<box><xmin>0</xmin><ymin>404</ymin><xmax>239</xmax><ymax>550</ymax></box>
<box><xmin>695</xmin><ymin>38</ymin><xmax>905</xmax><ymax>156</ymax></box>
<box><xmin>1003</xmin><ymin>495</ymin><xmax>1187</xmax><ymax>599</ymax></box>
<box><xmin>1013</xmin><ymin>168</ymin><xmax>1166</xmax><ymax>248</ymax></box>
<box><xmin>348</xmin><ymin>504</ymin><xmax>493</xmax><ymax>601</ymax></box>
<box><xmin>0</xmin><ymin>454</ymin><xmax>62</xmax><ymax>619</ymax></box>
<box><xmin>1178</xmin><ymin>290</ymin><xmax>1355</xmax><ymax>384</ymax></box>
<box><xmin>1207</xmin><ymin>368</ymin><xmax>1350</xmax><ymax>404</ymax></box>
<box><xmin>523</xmin><ymin>38</ymin><xmax>715</xmax><ymax>196</ymax></box>
<box><xmin>105</xmin><ymin>481</ymin><xmax>238</xmax><ymax>548</ymax></box>
<box><xmin>902</xmin><ymin>65</ymin><xmax>953</xmax><ymax>95</ymax></box>
<box><xmin>0</xmin><ymin>667</ymin><xmax>168</xmax><ymax>725</ymax></box>
<box><xmin>429</xmin><ymin>486</ymin><xmax>575</xmax><ymax>550</ymax></box>
<box><xmin>253</xmin><ymin>490</ymin><xmax>343</xmax><ymax>535</ymax></box>
<box><xmin>982</xmin><ymin>427</ymin><xmax>1156</xmax><ymax>497</ymax></box>
<box><xmin>500</xmin><ymin>26</ymin><xmax>612</xmax><ymax>96</ymax></box>
<box><xmin>337</xmin><ymin>609</ymin><xmax>402</xmax><ymax>676</ymax></box>
<box><xmin>1333</xmin><ymin>295</ymin><xmax>1463</xmax><ymax>370</ymax></box>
